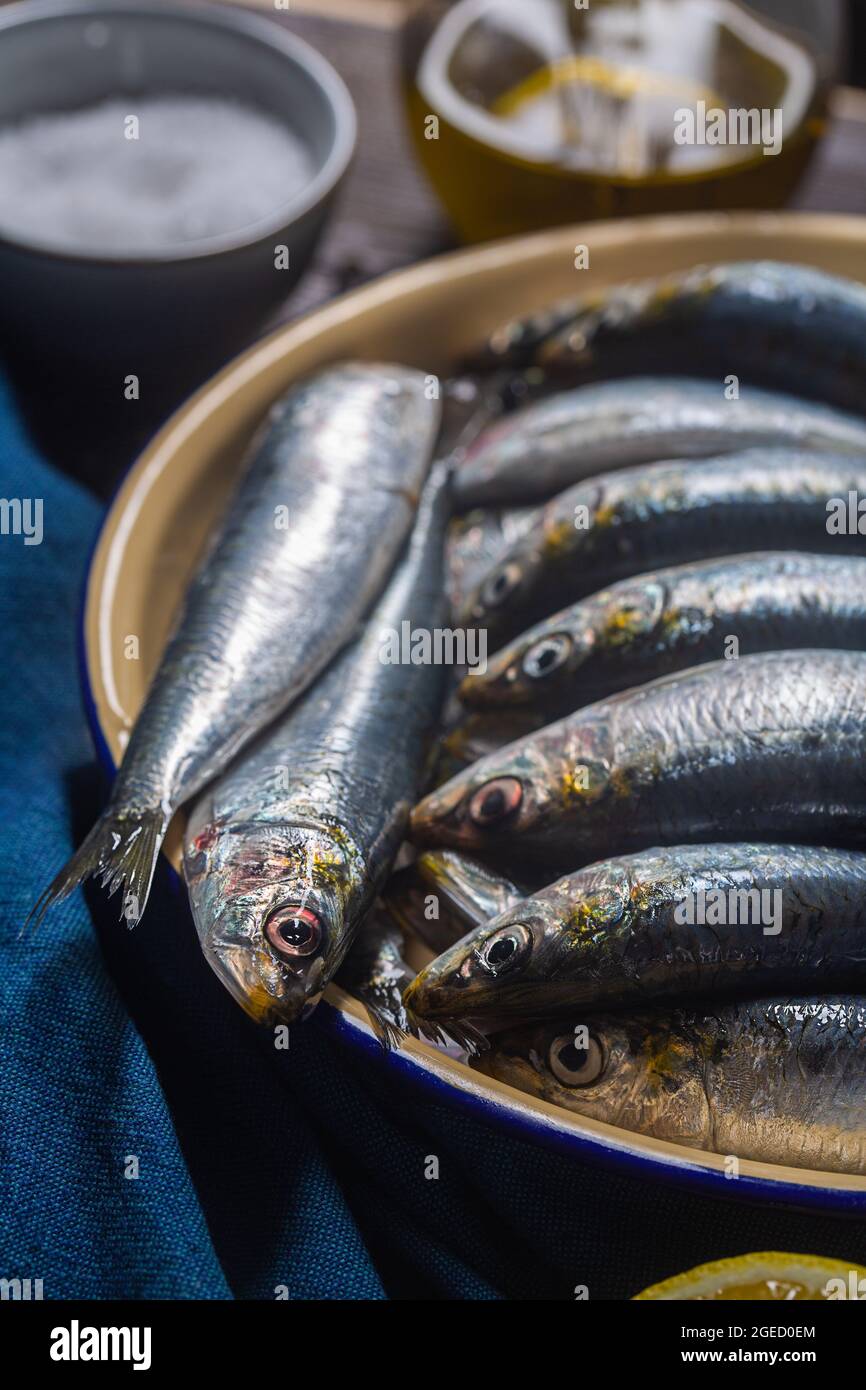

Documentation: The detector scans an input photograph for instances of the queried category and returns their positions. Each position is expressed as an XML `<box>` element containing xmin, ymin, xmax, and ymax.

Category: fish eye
<box><xmin>478</xmin><ymin>922</ymin><xmax>532</xmax><ymax>975</ymax></box>
<box><xmin>264</xmin><ymin>905</ymin><xmax>322</xmax><ymax>959</ymax></box>
<box><xmin>481</xmin><ymin>562</ymin><xmax>522</xmax><ymax>609</ymax></box>
<box><xmin>522</xmin><ymin>633</ymin><xmax>571</xmax><ymax>681</ymax></box>
<box><xmin>468</xmin><ymin>776</ymin><xmax>523</xmax><ymax>827</ymax></box>
<box><xmin>548</xmin><ymin>1033</ymin><xmax>606</xmax><ymax>1087</ymax></box>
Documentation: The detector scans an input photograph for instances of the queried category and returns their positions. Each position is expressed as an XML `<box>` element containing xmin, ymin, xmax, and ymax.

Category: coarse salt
<box><xmin>0</xmin><ymin>95</ymin><xmax>316</xmax><ymax>254</ymax></box>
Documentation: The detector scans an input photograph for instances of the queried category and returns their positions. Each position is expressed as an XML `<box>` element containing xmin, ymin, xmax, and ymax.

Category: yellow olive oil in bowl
<box><xmin>402</xmin><ymin>0</ymin><xmax>840</xmax><ymax>241</ymax></box>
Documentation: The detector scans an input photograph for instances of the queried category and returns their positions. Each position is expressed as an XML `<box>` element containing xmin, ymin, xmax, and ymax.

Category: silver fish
<box><xmin>460</xmin><ymin>552</ymin><xmax>866</xmax><ymax>716</ymax></box>
<box><xmin>411</xmin><ymin>650</ymin><xmax>866</xmax><ymax>874</ymax></box>
<box><xmin>33</xmin><ymin>363</ymin><xmax>440</xmax><ymax>927</ymax></box>
<box><xmin>470</xmin><ymin>261</ymin><xmax>866</xmax><ymax>418</ymax></box>
<box><xmin>477</xmin><ymin>998</ymin><xmax>866</xmax><ymax>1173</ymax></box>
<box><xmin>183</xmin><ymin>464</ymin><xmax>451</xmax><ymax>1026</ymax></box>
<box><xmin>446</xmin><ymin>506</ymin><xmax>537</xmax><ymax>614</ymax></box>
<box><xmin>454</xmin><ymin>378</ymin><xmax>866</xmax><ymax>509</ymax></box>
<box><xmin>458</xmin><ymin>448</ymin><xmax>866</xmax><ymax>647</ymax></box>
<box><xmin>404</xmin><ymin>843</ymin><xmax>866</xmax><ymax>1025</ymax></box>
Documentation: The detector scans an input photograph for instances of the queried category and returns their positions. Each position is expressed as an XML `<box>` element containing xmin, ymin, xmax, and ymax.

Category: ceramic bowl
<box><xmin>82</xmin><ymin>210</ymin><xmax>866</xmax><ymax>1213</ymax></box>
<box><xmin>0</xmin><ymin>0</ymin><xmax>355</xmax><ymax>370</ymax></box>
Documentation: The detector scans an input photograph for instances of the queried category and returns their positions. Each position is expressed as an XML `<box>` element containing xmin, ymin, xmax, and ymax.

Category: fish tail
<box><xmin>25</xmin><ymin>806</ymin><xmax>168</xmax><ymax>933</ymax></box>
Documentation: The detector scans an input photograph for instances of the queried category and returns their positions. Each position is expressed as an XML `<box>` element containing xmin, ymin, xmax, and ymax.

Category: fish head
<box><xmin>403</xmin><ymin>862</ymin><xmax>632</xmax><ymax>1023</ymax></box>
<box><xmin>403</xmin><ymin>897</ymin><xmax>561</xmax><ymax>1025</ymax></box>
<box><xmin>477</xmin><ymin>1013</ymin><xmax>711</xmax><ymax>1145</ymax></box>
<box><xmin>459</xmin><ymin>617</ymin><xmax>592</xmax><ymax>710</ymax></box>
<box><xmin>457</xmin><ymin>482</ymin><xmax>604</xmax><ymax>644</ymax></box>
<box><xmin>475</xmin><ymin>1016</ymin><xmax>632</xmax><ymax>1113</ymax></box>
<box><xmin>461</xmin><ymin>577</ymin><xmax>668</xmax><ymax>707</ymax></box>
<box><xmin>184</xmin><ymin>816</ymin><xmax>360</xmax><ymax>1027</ymax></box>
<box><xmin>410</xmin><ymin>747</ymin><xmax>537</xmax><ymax>853</ymax></box>
<box><xmin>411</xmin><ymin>719</ymin><xmax>609</xmax><ymax>856</ymax></box>
<box><xmin>456</xmin><ymin>533</ymin><xmax>543</xmax><ymax>646</ymax></box>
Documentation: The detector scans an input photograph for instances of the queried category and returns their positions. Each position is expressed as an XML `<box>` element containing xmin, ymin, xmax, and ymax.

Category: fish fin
<box><xmin>25</xmin><ymin>807</ymin><xmax>167</xmax><ymax>933</ymax></box>
<box><xmin>404</xmin><ymin>1002</ymin><xmax>444</xmax><ymax>1047</ymax></box>
<box><xmin>439</xmin><ymin>1019</ymin><xmax>490</xmax><ymax>1058</ymax></box>
<box><xmin>361</xmin><ymin>999</ymin><xmax>407</xmax><ymax>1052</ymax></box>
<box><xmin>413</xmin><ymin>1019</ymin><xmax>451</xmax><ymax>1049</ymax></box>
<box><xmin>403</xmin><ymin>1005</ymin><xmax>489</xmax><ymax>1057</ymax></box>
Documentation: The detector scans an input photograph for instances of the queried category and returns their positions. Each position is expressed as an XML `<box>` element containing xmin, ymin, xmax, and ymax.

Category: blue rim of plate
<box><xmin>76</xmin><ymin>410</ymin><xmax>866</xmax><ymax>1222</ymax></box>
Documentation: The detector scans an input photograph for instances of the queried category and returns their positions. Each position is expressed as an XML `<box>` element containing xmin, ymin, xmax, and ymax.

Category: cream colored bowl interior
<box><xmin>84</xmin><ymin>211</ymin><xmax>866</xmax><ymax>1196</ymax></box>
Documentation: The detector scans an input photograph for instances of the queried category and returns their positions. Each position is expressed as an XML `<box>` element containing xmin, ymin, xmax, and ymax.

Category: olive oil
<box><xmin>402</xmin><ymin>0</ymin><xmax>837</xmax><ymax>241</ymax></box>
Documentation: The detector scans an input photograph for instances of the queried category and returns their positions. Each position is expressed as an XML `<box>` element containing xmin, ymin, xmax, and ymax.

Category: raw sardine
<box><xmin>411</xmin><ymin>650</ymin><xmax>866</xmax><ymax>873</ymax></box>
<box><xmin>33</xmin><ymin>363</ymin><xmax>440</xmax><ymax>927</ymax></box>
<box><xmin>404</xmin><ymin>843</ymin><xmax>866</xmax><ymax>1024</ymax></box>
<box><xmin>454</xmin><ymin>378</ymin><xmax>866</xmax><ymax>509</ymax></box>
<box><xmin>183</xmin><ymin>465</ymin><xmax>451</xmax><ymax>1025</ymax></box>
<box><xmin>476</xmin><ymin>998</ymin><xmax>866</xmax><ymax>1173</ymax></box>
<box><xmin>470</xmin><ymin>261</ymin><xmax>866</xmax><ymax>418</ymax></box>
<box><xmin>460</xmin><ymin>552</ymin><xmax>866</xmax><ymax>716</ymax></box>
<box><xmin>447</xmin><ymin>505</ymin><xmax>536</xmax><ymax>614</ymax></box>
<box><xmin>458</xmin><ymin>449</ymin><xmax>866</xmax><ymax>646</ymax></box>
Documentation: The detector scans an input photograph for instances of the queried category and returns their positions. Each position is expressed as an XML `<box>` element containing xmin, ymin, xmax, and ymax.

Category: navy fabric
<box><xmin>3</xmin><ymin>369</ymin><xmax>866</xmax><ymax>1301</ymax></box>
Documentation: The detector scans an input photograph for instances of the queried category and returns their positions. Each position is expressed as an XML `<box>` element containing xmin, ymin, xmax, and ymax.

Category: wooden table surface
<box><xmin>12</xmin><ymin>2</ymin><xmax>866</xmax><ymax>495</ymax></box>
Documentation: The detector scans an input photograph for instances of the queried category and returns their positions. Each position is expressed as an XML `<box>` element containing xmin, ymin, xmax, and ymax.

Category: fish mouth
<box><xmin>457</xmin><ymin>657</ymin><xmax>519</xmax><ymax>708</ymax></box>
<box><xmin>205</xmin><ymin>942</ymin><xmax>312</xmax><ymax>1027</ymax></box>
<box><xmin>409</xmin><ymin>784</ymin><xmax>468</xmax><ymax>845</ymax></box>
<box><xmin>402</xmin><ymin>973</ymin><xmax>448</xmax><ymax>1022</ymax></box>
<box><xmin>402</xmin><ymin>960</ymin><xmax>485</xmax><ymax>1023</ymax></box>
<box><xmin>402</xmin><ymin>974</ymin><xmax>497</xmax><ymax>1056</ymax></box>
<box><xmin>411</xmin><ymin>772</ymin><xmax>525</xmax><ymax>847</ymax></box>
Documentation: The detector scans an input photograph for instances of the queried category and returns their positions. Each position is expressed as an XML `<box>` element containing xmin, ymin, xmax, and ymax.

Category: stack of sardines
<box><xmin>34</xmin><ymin>363</ymin><xmax>453</xmax><ymax>1024</ymax></box>
<box><xmin>32</xmin><ymin>262</ymin><xmax>866</xmax><ymax>1178</ymax></box>
<box><xmin>398</xmin><ymin>261</ymin><xmax>866</xmax><ymax>1177</ymax></box>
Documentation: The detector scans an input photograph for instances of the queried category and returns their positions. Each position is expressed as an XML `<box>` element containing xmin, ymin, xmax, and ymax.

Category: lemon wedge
<box><xmin>634</xmin><ymin>1253</ymin><xmax>866</xmax><ymax>1301</ymax></box>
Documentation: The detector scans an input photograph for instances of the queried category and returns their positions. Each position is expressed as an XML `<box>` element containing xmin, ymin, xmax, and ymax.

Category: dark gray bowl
<box><xmin>0</xmin><ymin>0</ymin><xmax>356</xmax><ymax>371</ymax></box>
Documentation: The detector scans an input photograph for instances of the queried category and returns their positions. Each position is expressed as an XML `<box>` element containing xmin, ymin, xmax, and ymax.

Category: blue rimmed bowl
<box><xmin>81</xmin><ymin>209</ymin><xmax>866</xmax><ymax>1214</ymax></box>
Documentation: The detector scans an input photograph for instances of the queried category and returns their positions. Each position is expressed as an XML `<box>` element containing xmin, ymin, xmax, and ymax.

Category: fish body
<box><xmin>461</xmin><ymin>552</ymin><xmax>866</xmax><ymax>716</ymax></box>
<box><xmin>471</xmin><ymin>261</ymin><xmax>866</xmax><ymax>417</ymax></box>
<box><xmin>476</xmin><ymin>997</ymin><xmax>866</xmax><ymax>1173</ymax></box>
<box><xmin>384</xmin><ymin>849</ymin><xmax>524</xmax><ymax>954</ymax></box>
<box><xmin>184</xmin><ymin>465</ymin><xmax>451</xmax><ymax>1026</ymax></box>
<box><xmin>454</xmin><ymin>377</ymin><xmax>866</xmax><ymax>509</ymax></box>
<box><xmin>411</xmin><ymin>650</ymin><xmax>866</xmax><ymax>873</ymax></box>
<box><xmin>34</xmin><ymin>363</ymin><xmax>440</xmax><ymax>926</ymax></box>
<box><xmin>404</xmin><ymin>843</ymin><xmax>866</xmax><ymax>1024</ymax></box>
<box><xmin>459</xmin><ymin>449</ymin><xmax>866</xmax><ymax>646</ymax></box>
